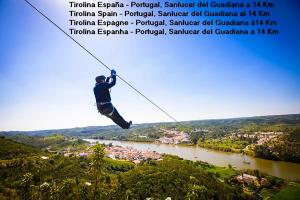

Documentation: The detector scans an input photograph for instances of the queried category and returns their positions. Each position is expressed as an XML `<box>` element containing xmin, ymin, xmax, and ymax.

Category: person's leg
<box><xmin>108</xmin><ymin>107</ymin><xmax>131</xmax><ymax>129</ymax></box>
<box><xmin>98</xmin><ymin>103</ymin><xmax>131</xmax><ymax>129</ymax></box>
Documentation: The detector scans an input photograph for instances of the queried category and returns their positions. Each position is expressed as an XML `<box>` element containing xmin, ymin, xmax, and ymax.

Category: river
<box><xmin>84</xmin><ymin>139</ymin><xmax>300</xmax><ymax>181</ymax></box>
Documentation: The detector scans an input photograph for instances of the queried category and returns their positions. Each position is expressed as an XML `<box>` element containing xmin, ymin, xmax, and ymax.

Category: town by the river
<box><xmin>84</xmin><ymin>139</ymin><xmax>300</xmax><ymax>181</ymax></box>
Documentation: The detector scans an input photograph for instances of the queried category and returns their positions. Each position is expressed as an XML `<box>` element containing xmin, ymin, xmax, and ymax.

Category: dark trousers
<box><xmin>97</xmin><ymin>103</ymin><xmax>130</xmax><ymax>129</ymax></box>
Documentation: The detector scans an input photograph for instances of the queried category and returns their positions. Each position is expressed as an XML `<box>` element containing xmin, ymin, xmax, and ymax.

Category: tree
<box><xmin>50</xmin><ymin>182</ymin><xmax>59</xmax><ymax>200</ymax></box>
<box><xmin>186</xmin><ymin>176</ymin><xmax>208</xmax><ymax>200</ymax></box>
<box><xmin>91</xmin><ymin>144</ymin><xmax>105</xmax><ymax>200</ymax></box>
<box><xmin>125</xmin><ymin>189</ymin><xmax>134</xmax><ymax>200</ymax></box>
<box><xmin>20</xmin><ymin>173</ymin><xmax>33</xmax><ymax>200</ymax></box>
<box><xmin>186</xmin><ymin>184</ymin><xmax>208</xmax><ymax>200</ymax></box>
<box><xmin>40</xmin><ymin>182</ymin><xmax>50</xmax><ymax>200</ymax></box>
<box><xmin>190</xmin><ymin>132</ymin><xmax>203</xmax><ymax>145</ymax></box>
<box><xmin>60</xmin><ymin>178</ymin><xmax>76</xmax><ymax>199</ymax></box>
<box><xmin>79</xmin><ymin>183</ymin><xmax>92</xmax><ymax>200</ymax></box>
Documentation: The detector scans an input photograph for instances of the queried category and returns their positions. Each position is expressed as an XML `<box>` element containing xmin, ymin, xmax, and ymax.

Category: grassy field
<box><xmin>206</xmin><ymin>166</ymin><xmax>236</xmax><ymax>180</ymax></box>
<box><xmin>272</xmin><ymin>182</ymin><xmax>300</xmax><ymax>200</ymax></box>
<box><xmin>260</xmin><ymin>182</ymin><xmax>300</xmax><ymax>200</ymax></box>
<box><xmin>198</xmin><ymin>138</ymin><xmax>250</xmax><ymax>153</ymax></box>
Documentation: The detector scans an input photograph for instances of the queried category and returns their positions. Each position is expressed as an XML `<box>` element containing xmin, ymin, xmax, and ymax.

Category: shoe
<box><xmin>128</xmin><ymin>121</ymin><xmax>132</xmax><ymax>129</ymax></box>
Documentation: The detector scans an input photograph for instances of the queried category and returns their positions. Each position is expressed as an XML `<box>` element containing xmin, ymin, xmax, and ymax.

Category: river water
<box><xmin>84</xmin><ymin>139</ymin><xmax>300</xmax><ymax>181</ymax></box>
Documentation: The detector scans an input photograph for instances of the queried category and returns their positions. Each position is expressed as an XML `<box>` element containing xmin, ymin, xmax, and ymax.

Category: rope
<box><xmin>23</xmin><ymin>0</ymin><xmax>178</xmax><ymax>123</ymax></box>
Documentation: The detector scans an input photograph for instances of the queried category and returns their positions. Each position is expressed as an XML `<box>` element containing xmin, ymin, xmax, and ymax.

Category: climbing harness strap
<box><xmin>97</xmin><ymin>102</ymin><xmax>111</xmax><ymax>105</ymax></box>
<box><xmin>96</xmin><ymin>103</ymin><xmax>114</xmax><ymax>116</ymax></box>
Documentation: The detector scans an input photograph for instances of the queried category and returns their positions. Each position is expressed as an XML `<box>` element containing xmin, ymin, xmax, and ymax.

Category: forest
<box><xmin>1</xmin><ymin>135</ymin><xmax>300</xmax><ymax>200</ymax></box>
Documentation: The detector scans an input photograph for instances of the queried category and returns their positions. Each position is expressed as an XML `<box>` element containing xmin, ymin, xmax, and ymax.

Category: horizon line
<box><xmin>1</xmin><ymin>113</ymin><xmax>299</xmax><ymax>133</ymax></box>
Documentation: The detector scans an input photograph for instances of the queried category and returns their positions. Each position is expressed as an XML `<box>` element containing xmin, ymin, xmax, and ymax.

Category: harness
<box><xmin>96</xmin><ymin>102</ymin><xmax>114</xmax><ymax>116</ymax></box>
<box><xmin>97</xmin><ymin>102</ymin><xmax>111</xmax><ymax>105</ymax></box>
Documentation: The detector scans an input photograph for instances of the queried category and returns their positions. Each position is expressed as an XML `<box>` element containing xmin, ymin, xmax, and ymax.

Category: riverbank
<box><xmin>91</xmin><ymin>137</ymin><xmax>300</xmax><ymax>164</ymax></box>
<box><xmin>84</xmin><ymin>139</ymin><xmax>300</xmax><ymax>181</ymax></box>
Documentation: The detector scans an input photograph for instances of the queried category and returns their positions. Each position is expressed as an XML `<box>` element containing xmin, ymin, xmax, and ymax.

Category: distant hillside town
<box><xmin>156</xmin><ymin>128</ymin><xmax>190</xmax><ymax>144</ymax></box>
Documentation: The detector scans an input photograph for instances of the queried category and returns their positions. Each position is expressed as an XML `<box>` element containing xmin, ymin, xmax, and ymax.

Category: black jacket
<box><xmin>94</xmin><ymin>75</ymin><xmax>116</xmax><ymax>103</ymax></box>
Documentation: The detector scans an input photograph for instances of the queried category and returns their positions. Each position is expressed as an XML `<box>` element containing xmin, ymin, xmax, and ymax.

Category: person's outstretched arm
<box><xmin>107</xmin><ymin>69</ymin><xmax>116</xmax><ymax>88</ymax></box>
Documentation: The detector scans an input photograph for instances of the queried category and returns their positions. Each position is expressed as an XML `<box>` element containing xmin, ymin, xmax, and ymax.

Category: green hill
<box><xmin>9</xmin><ymin>134</ymin><xmax>88</xmax><ymax>150</ymax></box>
<box><xmin>0</xmin><ymin>136</ymin><xmax>39</xmax><ymax>159</ymax></box>
<box><xmin>1</xmin><ymin>114</ymin><xmax>299</xmax><ymax>140</ymax></box>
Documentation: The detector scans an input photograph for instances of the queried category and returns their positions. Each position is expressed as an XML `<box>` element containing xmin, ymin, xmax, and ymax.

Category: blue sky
<box><xmin>0</xmin><ymin>0</ymin><xmax>300</xmax><ymax>131</ymax></box>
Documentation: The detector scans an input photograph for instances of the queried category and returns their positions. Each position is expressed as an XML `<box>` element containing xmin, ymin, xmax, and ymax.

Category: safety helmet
<box><xmin>95</xmin><ymin>75</ymin><xmax>106</xmax><ymax>83</ymax></box>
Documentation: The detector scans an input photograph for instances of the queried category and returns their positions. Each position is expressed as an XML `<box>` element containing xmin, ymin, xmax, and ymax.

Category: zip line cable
<box><xmin>23</xmin><ymin>0</ymin><xmax>178</xmax><ymax>123</ymax></box>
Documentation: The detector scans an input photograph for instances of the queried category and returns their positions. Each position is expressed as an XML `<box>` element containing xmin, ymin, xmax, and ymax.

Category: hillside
<box><xmin>9</xmin><ymin>134</ymin><xmax>88</xmax><ymax>150</ymax></box>
<box><xmin>1</xmin><ymin>114</ymin><xmax>299</xmax><ymax>139</ymax></box>
<box><xmin>1</xmin><ymin>114</ymin><xmax>300</xmax><ymax>163</ymax></box>
<box><xmin>0</xmin><ymin>137</ymin><xmax>39</xmax><ymax>159</ymax></box>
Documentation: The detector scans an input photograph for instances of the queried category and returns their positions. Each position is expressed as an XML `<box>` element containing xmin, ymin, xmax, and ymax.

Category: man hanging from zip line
<box><xmin>94</xmin><ymin>69</ymin><xmax>132</xmax><ymax>129</ymax></box>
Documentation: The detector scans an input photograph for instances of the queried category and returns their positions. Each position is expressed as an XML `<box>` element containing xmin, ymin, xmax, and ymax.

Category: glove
<box><xmin>111</xmin><ymin>69</ymin><xmax>116</xmax><ymax>76</ymax></box>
